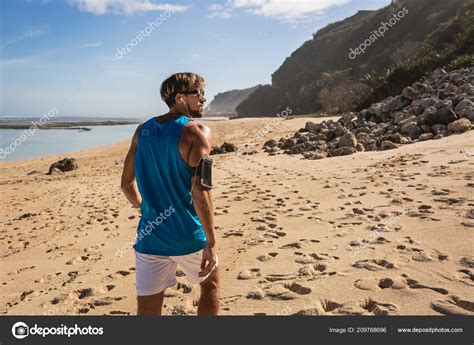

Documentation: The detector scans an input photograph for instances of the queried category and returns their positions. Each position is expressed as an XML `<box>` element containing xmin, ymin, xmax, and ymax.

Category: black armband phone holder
<box><xmin>190</xmin><ymin>156</ymin><xmax>213</xmax><ymax>188</ymax></box>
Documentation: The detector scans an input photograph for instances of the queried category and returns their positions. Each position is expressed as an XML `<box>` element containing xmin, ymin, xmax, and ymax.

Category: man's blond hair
<box><xmin>160</xmin><ymin>72</ymin><xmax>205</xmax><ymax>107</ymax></box>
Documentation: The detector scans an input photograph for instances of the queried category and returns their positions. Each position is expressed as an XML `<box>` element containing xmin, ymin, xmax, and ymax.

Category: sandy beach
<box><xmin>1</xmin><ymin>116</ymin><xmax>473</xmax><ymax>316</ymax></box>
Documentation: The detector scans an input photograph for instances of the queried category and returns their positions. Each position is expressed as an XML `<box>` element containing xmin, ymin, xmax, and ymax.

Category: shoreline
<box><xmin>0</xmin><ymin>116</ymin><xmax>313</xmax><ymax>164</ymax></box>
<box><xmin>0</xmin><ymin>120</ymin><xmax>142</xmax><ymax>130</ymax></box>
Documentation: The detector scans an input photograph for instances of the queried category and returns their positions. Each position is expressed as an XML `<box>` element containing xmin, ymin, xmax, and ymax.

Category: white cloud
<box><xmin>1</xmin><ymin>28</ymin><xmax>48</xmax><ymax>50</ymax></box>
<box><xmin>24</xmin><ymin>29</ymin><xmax>47</xmax><ymax>38</ymax></box>
<box><xmin>74</xmin><ymin>41</ymin><xmax>103</xmax><ymax>49</ymax></box>
<box><xmin>68</xmin><ymin>0</ymin><xmax>188</xmax><ymax>15</ymax></box>
<box><xmin>208</xmin><ymin>4</ymin><xmax>232</xmax><ymax>19</ymax></box>
<box><xmin>208</xmin><ymin>0</ymin><xmax>351</xmax><ymax>24</ymax></box>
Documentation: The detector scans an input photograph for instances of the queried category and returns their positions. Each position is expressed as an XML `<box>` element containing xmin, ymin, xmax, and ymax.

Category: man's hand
<box><xmin>199</xmin><ymin>242</ymin><xmax>217</xmax><ymax>277</ymax></box>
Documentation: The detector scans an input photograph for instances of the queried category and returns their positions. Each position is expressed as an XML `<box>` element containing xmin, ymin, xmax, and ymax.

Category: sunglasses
<box><xmin>167</xmin><ymin>89</ymin><xmax>206</xmax><ymax>104</ymax></box>
<box><xmin>179</xmin><ymin>89</ymin><xmax>205</xmax><ymax>98</ymax></box>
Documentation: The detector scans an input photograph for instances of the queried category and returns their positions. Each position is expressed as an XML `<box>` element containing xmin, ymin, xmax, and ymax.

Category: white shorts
<box><xmin>135</xmin><ymin>249</ymin><xmax>219</xmax><ymax>296</ymax></box>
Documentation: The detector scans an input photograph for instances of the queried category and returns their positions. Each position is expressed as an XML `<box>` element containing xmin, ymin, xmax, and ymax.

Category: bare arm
<box><xmin>120</xmin><ymin>125</ymin><xmax>142</xmax><ymax>209</ymax></box>
<box><xmin>188</xmin><ymin>124</ymin><xmax>216</xmax><ymax>245</ymax></box>
<box><xmin>188</xmin><ymin>124</ymin><xmax>217</xmax><ymax>276</ymax></box>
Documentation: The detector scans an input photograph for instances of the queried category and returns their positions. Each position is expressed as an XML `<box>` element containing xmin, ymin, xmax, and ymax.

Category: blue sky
<box><xmin>0</xmin><ymin>0</ymin><xmax>391</xmax><ymax>118</ymax></box>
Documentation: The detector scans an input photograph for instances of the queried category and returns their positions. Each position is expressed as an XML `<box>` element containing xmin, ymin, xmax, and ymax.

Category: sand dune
<box><xmin>0</xmin><ymin>117</ymin><xmax>473</xmax><ymax>316</ymax></box>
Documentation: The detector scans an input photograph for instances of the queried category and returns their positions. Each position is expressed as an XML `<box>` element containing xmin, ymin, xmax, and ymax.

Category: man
<box><xmin>121</xmin><ymin>72</ymin><xmax>219</xmax><ymax>315</ymax></box>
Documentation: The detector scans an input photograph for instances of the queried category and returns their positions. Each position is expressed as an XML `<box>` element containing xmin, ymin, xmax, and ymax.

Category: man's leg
<box><xmin>135</xmin><ymin>251</ymin><xmax>177</xmax><ymax>316</ymax></box>
<box><xmin>198</xmin><ymin>267</ymin><xmax>220</xmax><ymax>315</ymax></box>
<box><xmin>137</xmin><ymin>291</ymin><xmax>165</xmax><ymax>316</ymax></box>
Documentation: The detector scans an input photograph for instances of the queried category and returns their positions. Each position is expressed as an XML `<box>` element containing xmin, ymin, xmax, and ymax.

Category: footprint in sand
<box><xmin>298</xmin><ymin>263</ymin><xmax>338</xmax><ymax>278</ymax></box>
<box><xmin>431</xmin><ymin>296</ymin><xmax>474</xmax><ymax>316</ymax></box>
<box><xmin>237</xmin><ymin>268</ymin><xmax>261</xmax><ymax>280</ymax></box>
<box><xmin>293</xmin><ymin>298</ymin><xmax>398</xmax><ymax>316</ymax></box>
<box><xmin>354</xmin><ymin>277</ymin><xmax>406</xmax><ymax>291</ymax></box>
<box><xmin>460</xmin><ymin>256</ymin><xmax>474</xmax><ymax>268</ymax></box>
<box><xmin>280</xmin><ymin>242</ymin><xmax>303</xmax><ymax>249</ymax></box>
<box><xmin>403</xmin><ymin>276</ymin><xmax>449</xmax><ymax>295</ymax></box>
<box><xmin>411</xmin><ymin>249</ymin><xmax>449</xmax><ymax>262</ymax></box>
<box><xmin>246</xmin><ymin>287</ymin><xmax>266</xmax><ymax>300</ymax></box>
<box><xmin>294</xmin><ymin>252</ymin><xmax>325</xmax><ymax>264</ymax></box>
<box><xmin>101</xmin><ymin>269</ymin><xmax>132</xmax><ymax>283</ymax></box>
<box><xmin>457</xmin><ymin>269</ymin><xmax>474</xmax><ymax>285</ymax></box>
<box><xmin>256</xmin><ymin>252</ymin><xmax>279</xmax><ymax>262</ymax></box>
<box><xmin>223</xmin><ymin>230</ymin><xmax>244</xmax><ymax>238</ymax></box>
<box><xmin>264</xmin><ymin>273</ymin><xmax>297</xmax><ymax>282</ymax></box>
<box><xmin>262</xmin><ymin>284</ymin><xmax>297</xmax><ymax>300</ymax></box>
<box><xmin>352</xmin><ymin>259</ymin><xmax>397</xmax><ymax>271</ymax></box>
<box><xmin>284</xmin><ymin>282</ymin><xmax>311</xmax><ymax>295</ymax></box>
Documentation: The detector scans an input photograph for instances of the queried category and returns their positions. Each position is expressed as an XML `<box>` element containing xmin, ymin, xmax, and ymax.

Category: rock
<box><xmin>47</xmin><ymin>158</ymin><xmax>78</xmax><ymax>174</ymax></box>
<box><xmin>447</xmin><ymin>118</ymin><xmax>471</xmax><ymax>133</ymax></box>
<box><xmin>390</xmin><ymin>96</ymin><xmax>410</xmax><ymax>111</ymax></box>
<box><xmin>380</xmin><ymin>133</ymin><xmax>403</xmax><ymax>144</ymax></box>
<box><xmin>380</xmin><ymin>141</ymin><xmax>398</xmax><ymax>150</ymax></box>
<box><xmin>432</xmin><ymin>124</ymin><xmax>446</xmax><ymax>134</ymax></box>
<box><xmin>430</xmin><ymin>68</ymin><xmax>448</xmax><ymax>79</ymax></box>
<box><xmin>211</xmin><ymin>142</ymin><xmax>238</xmax><ymax>155</ymax></box>
<box><xmin>458</xmin><ymin>83</ymin><xmax>474</xmax><ymax>95</ymax></box>
<box><xmin>408</xmin><ymin>105</ymin><xmax>423</xmax><ymax>115</ymax></box>
<box><xmin>419</xmin><ymin>98</ymin><xmax>437</xmax><ymax>110</ymax></box>
<box><xmin>312</xmin><ymin>133</ymin><xmax>327</xmax><ymax>141</ymax></box>
<box><xmin>398</xmin><ymin>115</ymin><xmax>418</xmax><ymax>128</ymax></box>
<box><xmin>305</xmin><ymin>122</ymin><xmax>320</xmax><ymax>132</ymax></box>
<box><xmin>263</xmin><ymin>139</ymin><xmax>278</xmax><ymax>148</ymax></box>
<box><xmin>454</xmin><ymin>99</ymin><xmax>473</xmax><ymax>113</ymax></box>
<box><xmin>400</xmin><ymin>121</ymin><xmax>418</xmax><ymax>134</ymax></box>
<box><xmin>329</xmin><ymin>147</ymin><xmax>357</xmax><ymax>157</ymax></box>
<box><xmin>402</xmin><ymin>86</ymin><xmax>419</xmax><ymax>100</ymax></box>
<box><xmin>356</xmin><ymin>143</ymin><xmax>365</xmax><ymax>152</ymax></box>
<box><xmin>311</xmin><ymin>152</ymin><xmax>328</xmax><ymax>160</ymax></box>
<box><xmin>282</xmin><ymin>138</ymin><xmax>296</xmax><ymax>149</ymax></box>
<box><xmin>424</xmin><ymin>108</ymin><xmax>458</xmax><ymax>126</ymax></box>
<box><xmin>419</xmin><ymin>133</ymin><xmax>434</xmax><ymax>141</ymax></box>
<box><xmin>412</xmin><ymin>82</ymin><xmax>434</xmax><ymax>95</ymax></box>
<box><xmin>268</xmin><ymin>68</ymin><xmax>473</xmax><ymax>161</ymax></box>
<box><xmin>338</xmin><ymin>132</ymin><xmax>357</xmax><ymax>148</ymax></box>
<box><xmin>221</xmin><ymin>142</ymin><xmax>237</xmax><ymax>152</ymax></box>
<box><xmin>459</xmin><ymin>109</ymin><xmax>474</xmax><ymax>121</ymax></box>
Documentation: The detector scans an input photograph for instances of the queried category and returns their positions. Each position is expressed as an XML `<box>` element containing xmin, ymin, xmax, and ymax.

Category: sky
<box><xmin>0</xmin><ymin>0</ymin><xmax>391</xmax><ymax>118</ymax></box>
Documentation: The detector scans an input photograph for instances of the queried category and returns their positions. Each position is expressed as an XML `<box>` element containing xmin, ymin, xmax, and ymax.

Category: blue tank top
<box><xmin>133</xmin><ymin>116</ymin><xmax>207</xmax><ymax>256</ymax></box>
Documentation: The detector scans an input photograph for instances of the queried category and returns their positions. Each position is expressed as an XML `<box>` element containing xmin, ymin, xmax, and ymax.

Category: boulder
<box><xmin>338</xmin><ymin>132</ymin><xmax>357</xmax><ymax>148</ymax></box>
<box><xmin>424</xmin><ymin>108</ymin><xmax>458</xmax><ymax>126</ymax></box>
<box><xmin>282</xmin><ymin>138</ymin><xmax>297</xmax><ymax>149</ymax></box>
<box><xmin>380</xmin><ymin>141</ymin><xmax>398</xmax><ymax>150</ymax></box>
<box><xmin>419</xmin><ymin>133</ymin><xmax>434</xmax><ymax>141</ymax></box>
<box><xmin>398</xmin><ymin>115</ymin><xmax>418</xmax><ymax>128</ymax></box>
<box><xmin>400</xmin><ymin>121</ymin><xmax>418</xmax><ymax>134</ymax></box>
<box><xmin>329</xmin><ymin>147</ymin><xmax>357</xmax><ymax>157</ymax></box>
<box><xmin>263</xmin><ymin>139</ymin><xmax>278</xmax><ymax>148</ymax></box>
<box><xmin>402</xmin><ymin>86</ymin><xmax>419</xmax><ymax>100</ymax></box>
<box><xmin>268</xmin><ymin>68</ymin><xmax>473</xmax><ymax>160</ymax></box>
<box><xmin>305</xmin><ymin>122</ymin><xmax>320</xmax><ymax>132</ymax></box>
<box><xmin>447</xmin><ymin>118</ymin><xmax>471</xmax><ymax>133</ymax></box>
<box><xmin>48</xmin><ymin>158</ymin><xmax>78</xmax><ymax>175</ymax></box>
<box><xmin>211</xmin><ymin>142</ymin><xmax>238</xmax><ymax>155</ymax></box>
<box><xmin>455</xmin><ymin>99</ymin><xmax>473</xmax><ymax>113</ymax></box>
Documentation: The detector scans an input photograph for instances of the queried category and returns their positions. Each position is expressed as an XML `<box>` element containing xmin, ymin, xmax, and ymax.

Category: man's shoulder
<box><xmin>183</xmin><ymin>121</ymin><xmax>211</xmax><ymax>138</ymax></box>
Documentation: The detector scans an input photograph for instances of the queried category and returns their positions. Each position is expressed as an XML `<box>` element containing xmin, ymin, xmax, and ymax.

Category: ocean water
<box><xmin>0</xmin><ymin>116</ymin><xmax>211</xmax><ymax>162</ymax></box>
<box><xmin>0</xmin><ymin>124</ymin><xmax>138</xmax><ymax>162</ymax></box>
<box><xmin>0</xmin><ymin>116</ymin><xmax>140</xmax><ymax>124</ymax></box>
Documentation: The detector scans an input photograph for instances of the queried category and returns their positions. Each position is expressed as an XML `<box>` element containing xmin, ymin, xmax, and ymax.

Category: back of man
<box><xmin>121</xmin><ymin>72</ymin><xmax>219</xmax><ymax>316</ymax></box>
<box><xmin>133</xmin><ymin>115</ymin><xmax>206</xmax><ymax>255</ymax></box>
